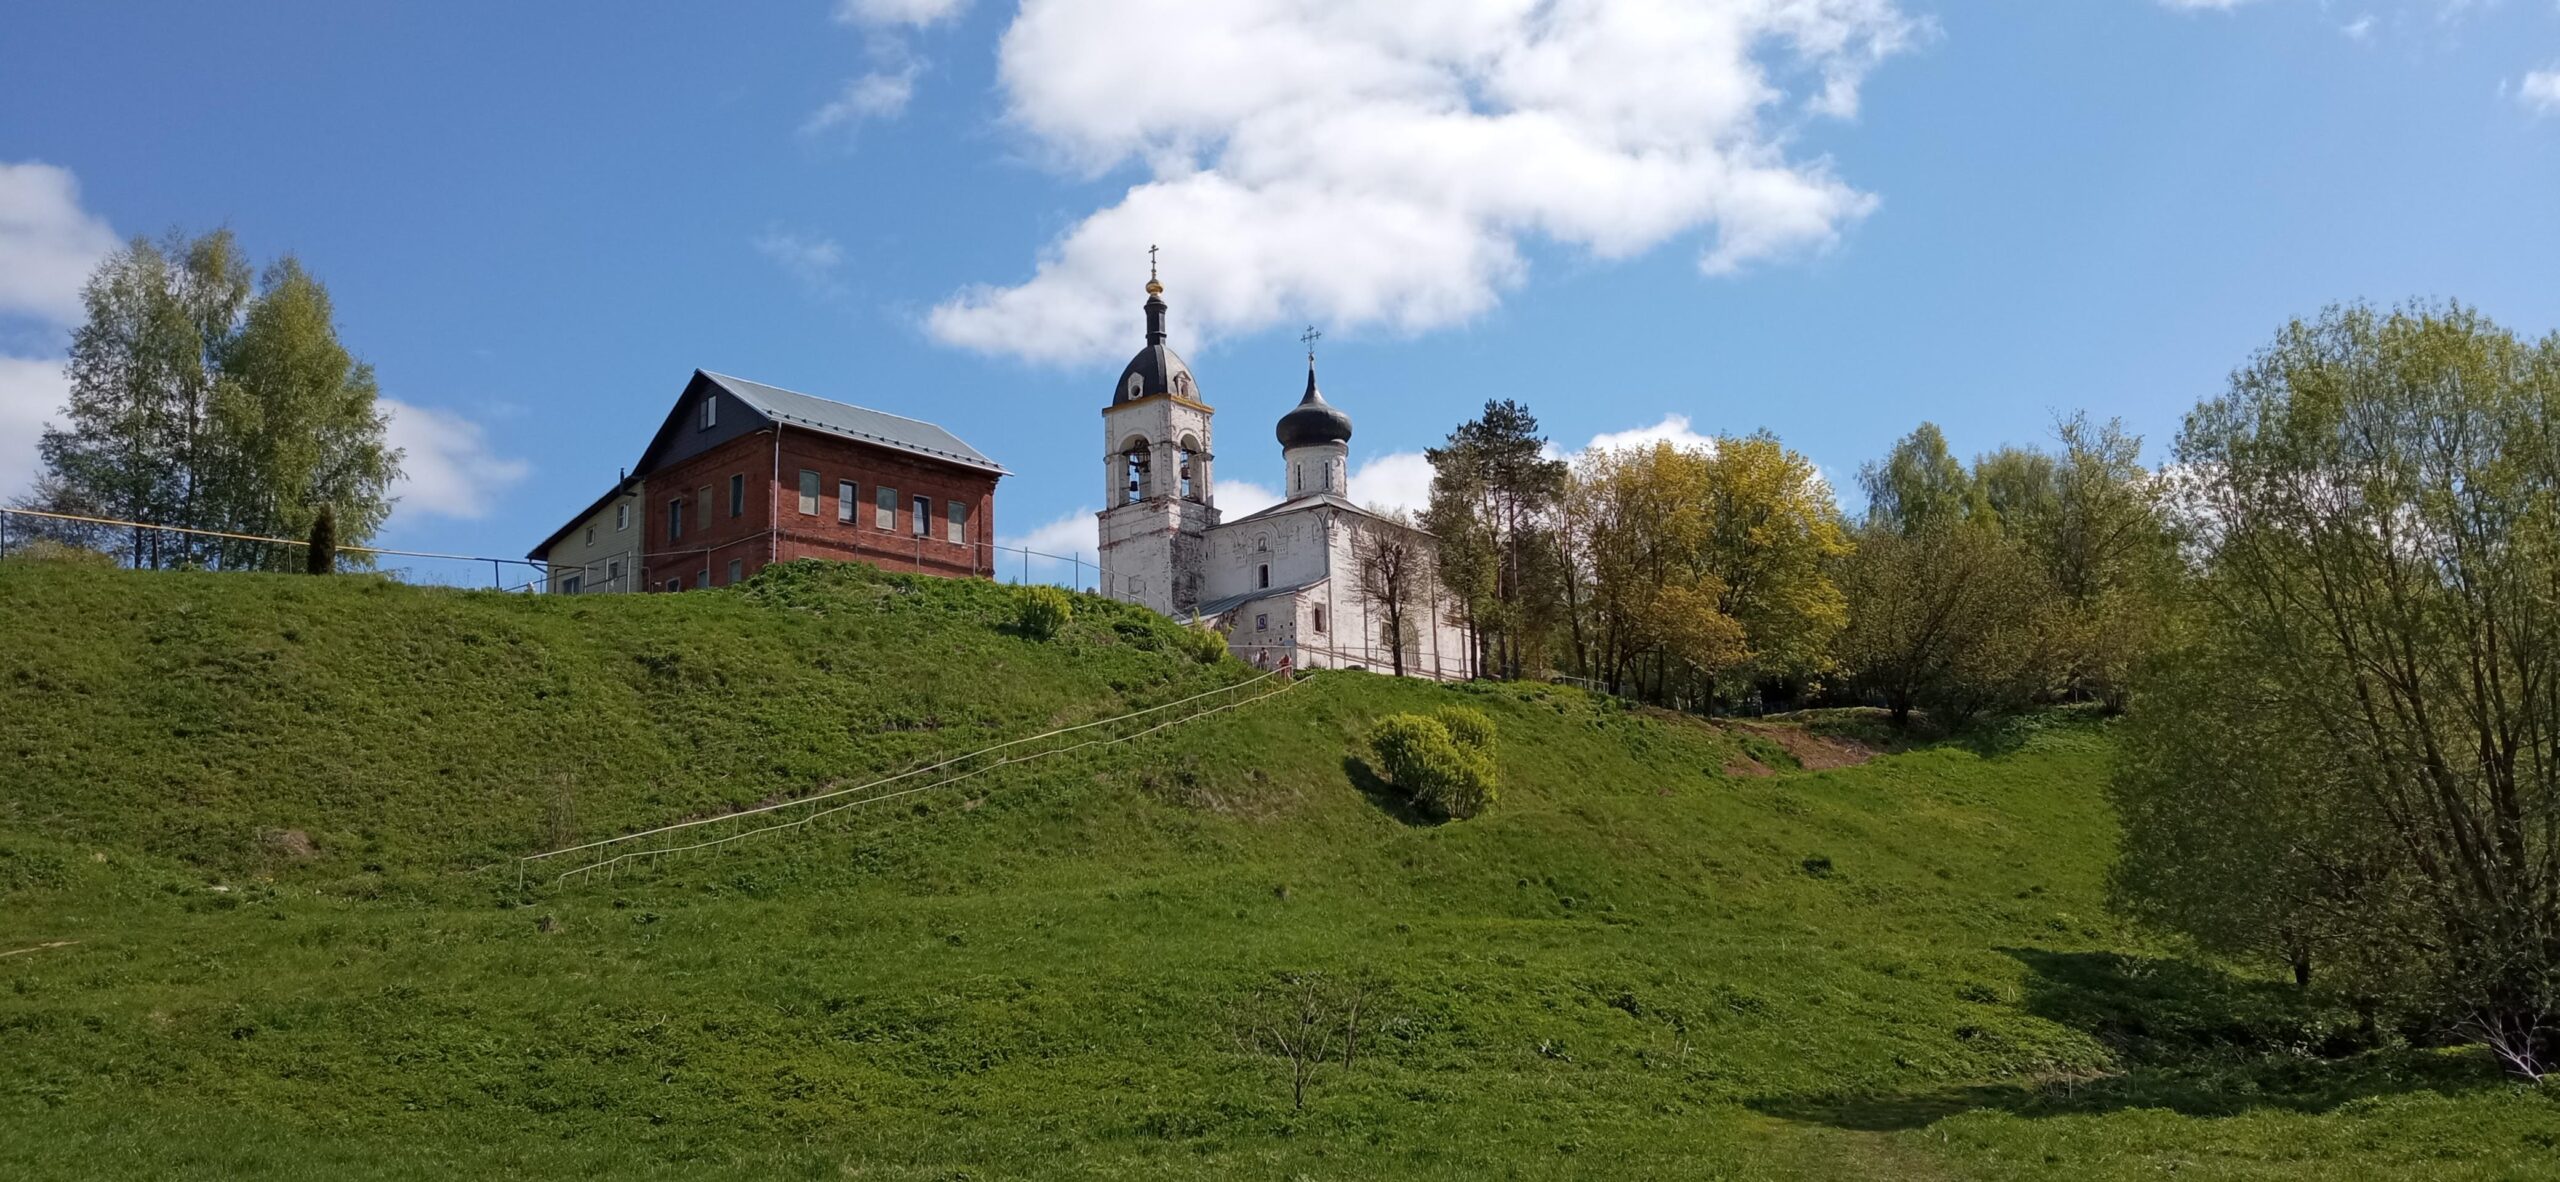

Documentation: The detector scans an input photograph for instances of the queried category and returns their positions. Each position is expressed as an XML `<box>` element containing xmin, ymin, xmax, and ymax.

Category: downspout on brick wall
<box><xmin>768</xmin><ymin>427</ymin><xmax>781</xmax><ymax>568</ymax></box>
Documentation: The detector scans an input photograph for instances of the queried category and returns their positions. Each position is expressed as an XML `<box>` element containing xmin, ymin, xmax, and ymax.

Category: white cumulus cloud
<box><xmin>1582</xmin><ymin>412</ymin><xmax>1719</xmax><ymax>455</ymax></box>
<box><xmin>0</xmin><ymin>161</ymin><xmax>115</xmax><ymax>500</ymax></box>
<box><xmin>1348</xmin><ymin>450</ymin><xmax>1434</xmax><ymax>516</ymax></box>
<box><xmin>2522</xmin><ymin>68</ymin><xmax>2560</xmax><ymax>117</ymax></box>
<box><xmin>383</xmin><ymin>399</ymin><xmax>531</xmax><ymax>523</ymax></box>
<box><xmin>928</xmin><ymin>0</ymin><xmax>1923</xmax><ymax>364</ymax></box>
<box><xmin>0</xmin><ymin>161</ymin><xmax>119</xmax><ymax>331</ymax></box>
<box><xmin>0</xmin><ymin>355</ymin><xmax>67</xmax><ymax>499</ymax></box>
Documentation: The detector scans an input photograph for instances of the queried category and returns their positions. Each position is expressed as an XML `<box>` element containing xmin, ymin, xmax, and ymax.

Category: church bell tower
<box><xmin>1097</xmin><ymin>258</ymin><xmax>1218</xmax><ymax>616</ymax></box>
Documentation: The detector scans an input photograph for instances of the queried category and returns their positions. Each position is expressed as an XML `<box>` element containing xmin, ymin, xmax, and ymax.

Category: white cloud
<box><xmin>382</xmin><ymin>399</ymin><xmax>531</xmax><ymax>522</ymax></box>
<box><xmin>0</xmin><ymin>161</ymin><xmax>119</xmax><ymax>331</ymax></box>
<box><xmin>1348</xmin><ymin>450</ymin><xmax>1433</xmax><ymax>516</ymax></box>
<box><xmin>2522</xmin><ymin>68</ymin><xmax>2560</xmax><ymax>117</ymax></box>
<box><xmin>1003</xmin><ymin>505</ymin><xmax>1098</xmax><ymax>559</ymax></box>
<box><xmin>0</xmin><ymin>162</ymin><xmax>113</xmax><ymax>500</ymax></box>
<box><xmin>754</xmin><ymin>230</ymin><xmax>847</xmax><ymax>291</ymax></box>
<box><xmin>835</xmin><ymin>0</ymin><xmax>968</xmax><ymax>26</ymax></box>
<box><xmin>928</xmin><ymin>0</ymin><xmax>1922</xmax><ymax>364</ymax></box>
<box><xmin>1218</xmin><ymin>478</ymin><xmax>1281</xmax><ymax>519</ymax></box>
<box><xmin>803</xmin><ymin>69</ymin><xmax>920</xmax><ymax>132</ymax></box>
<box><xmin>1582</xmin><ymin>413</ymin><xmax>1719</xmax><ymax>455</ymax></box>
<box><xmin>0</xmin><ymin>355</ymin><xmax>67</xmax><ymax>499</ymax></box>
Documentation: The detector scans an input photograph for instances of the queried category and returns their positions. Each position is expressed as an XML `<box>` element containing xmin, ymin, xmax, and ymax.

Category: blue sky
<box><xmin>2</xmin><ymin>1</ymin><xmax>2554</xmax><ymax>583</ymax></box>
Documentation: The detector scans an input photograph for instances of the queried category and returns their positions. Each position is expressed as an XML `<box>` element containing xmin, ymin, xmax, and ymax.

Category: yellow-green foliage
<box><xmin>1367</xmin><ymin>711</ymin><xmax>1497</xmax><ymax>820</ymax></box>
<box><xmin>1178</xmin><ymin>624</ymin><xmax>1231</xmax><ymax>665</ymax></box>
<box><xmin>1434</xmin><ymin>705</ymin><xmax>1497</xmax><ymax>752</ymax></box>
<box><xmin>1014</xmin><ymin>584</ymin><xmax>1072</xmax><ymax>640</ymax></box>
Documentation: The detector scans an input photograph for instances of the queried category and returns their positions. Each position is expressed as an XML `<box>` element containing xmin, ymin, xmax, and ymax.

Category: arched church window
<box><xmin>1258</xmin><ymin>564</ymin><xmax>1271</xmax><ymax>589</ymax></box>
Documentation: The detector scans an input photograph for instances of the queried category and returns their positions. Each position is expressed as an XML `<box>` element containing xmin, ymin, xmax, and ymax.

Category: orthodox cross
<box><xmin>1301</xmin><ymin>325</ymin><xmax>1322</xmax><ymax>366</ymax></box>
<box><xmin>1148</xmin><ymin>244</ymin><xmax>1158</xmax><ymax>284</ymax></box>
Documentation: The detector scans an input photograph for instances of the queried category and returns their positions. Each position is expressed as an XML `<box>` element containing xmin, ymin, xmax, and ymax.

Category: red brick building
<box><xmin>533</xmin><ymin>370</ymin><xmax>1005</xmax><ymax>592</ymax></box>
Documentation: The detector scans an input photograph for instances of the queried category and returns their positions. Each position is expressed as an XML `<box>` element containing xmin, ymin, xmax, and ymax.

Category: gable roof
<box><xmin>1220</xmin><ymin>491</ymin><xmax>1430</xmax><ymax>535</ymax></box>
<box><xmin>702</xmin><ymin>372</ymin><xmax>1007</xmax><ymax>474</ymax></box>
<box><xmin>632</xmin><ymin>370</ymin><xmax>1008</xmax><ymax>479</ymax></box>
<box><xmin>526</xmin><ymin>474</ymin><xmax>642</xmax><ymax>561</ymax></box>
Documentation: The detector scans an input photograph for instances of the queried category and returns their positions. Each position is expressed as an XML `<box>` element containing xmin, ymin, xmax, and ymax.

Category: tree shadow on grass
<box><xmin>1341</xmin><ymin>756</ymin><xmax>1436</xmax><ymax>828</ymax></box>
<box><xmin>1751</xmin><ymin>946</ymin><xmax>2509</xmax><ymax>1132</ymax></box>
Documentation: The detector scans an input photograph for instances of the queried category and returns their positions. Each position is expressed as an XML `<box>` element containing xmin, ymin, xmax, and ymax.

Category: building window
<box><xmin>666</xmin><ymin>578</ymin><xmax>682</xmax><ymax>593</ymax></box>
<box><xmin>1257</xmin><ymin>563</ymin><xmax>1270</xmax><ymax>589</ymax></box>
<box><xmin>701</xmin><ymin>397</ymin><xmax>717</xmax><ymax>429</ymax></box>
<box><xmin>838</xmin><ymin>481</ymin><xmax>856</xmax><ymax>523</ymax></box>
<box><xmin>1125</xmin><ymin>374</ymin><xmax>1143</xmax><ymax>400</ymax></box>
<box><xmin>607</xmin><ymin>559</ymin><xmax>622</xmax><ymax>584</ymax></box>
<box><xmin>727</xmin><ymin>559</ymin><xmax>743</xmax><ymax>585</ymax></box>
<box><xmin>799</xmin><ymin>469</ymin><xmax>820</xmax><ymax>516</ymax></box>
<box><xmin>695</xmin><ymin>570</ymin><xmax>710</xmax><ymax>589</ymax></box>
<box><xmin>616</xmin><ymin>503</ymin><xmax>630</xmax><ymax>531</ymax></box>
<box><xmin>731</xmin><ymin>474</ymin><xmax>746</xmax><ymax>518</ymax></box>
<box><xmin>667</xmin><ymin>498</ymin><xmax>683</xmax><ymax>541</ymax></box>
<box><xmin>911</xmin><ymin>495</ymin><xmax>931</xmax><ymax>538</ymax></box>
<box><xmin>876</xmin><ymin>485</ymin><xmax>896</xmax><ymax>530</ymax></box>
<box><xmin>584</xmin><ymin>525</ymin><xmax>595</xmax><ymax>546</ymax></box>
<box><xmin>1255</xmin><ymin>613</ymin><xmax>1269</xmax><ymax>632</ymax></box>
<box><xmin>946</xmin><ymin>500</ymin><xmax>967</xmax><ymax>544</ymax></box>
<box><xmin>561</xmin><ymin>574</ymin><xmax>583</xmax><ymax>594</ymax></box>
<box><xmin>1313</xmin><ymin>606</ymin><xmax>1326</xmax><ymax>633</ymax></box>
<box><xmin>698</xmin><ymin>486</ymin><xmax>712</xmax><ymax>530</ymax></box>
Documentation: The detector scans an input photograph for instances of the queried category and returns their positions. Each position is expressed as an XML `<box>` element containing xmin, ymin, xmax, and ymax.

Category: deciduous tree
<box><xmin>2115</xmin><ymin>301</ymin><xmax>2560</xmax><ymax>1077</ymax></box>
<box><xmin>35</xmin><ymin>232</ymin><xmax>397</xmax><ymax>571</ymax></box>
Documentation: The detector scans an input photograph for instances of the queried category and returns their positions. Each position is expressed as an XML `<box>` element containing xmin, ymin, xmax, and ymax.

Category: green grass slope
<box><xmin>0</xmin><ymin>560</ymin><xmax>2549</xmax><ymax>1179</ymax></box>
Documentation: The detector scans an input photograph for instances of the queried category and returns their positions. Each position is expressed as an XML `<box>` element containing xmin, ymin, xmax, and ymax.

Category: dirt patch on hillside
<box><xmin>1724</xmin><ymin>722</ymin><xmax>1879</xmax><ymax>771</ymax></box>
<box><xmin>257</xmin><ymin>828</ymin><xmax>317</xmax><ymax>861</ymax></box>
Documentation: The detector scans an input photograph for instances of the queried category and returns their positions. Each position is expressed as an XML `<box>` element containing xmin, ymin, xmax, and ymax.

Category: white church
<box><xmin>1096</xmin><ymin>273</ymin><xmax>1474</xmax><ymax>681</ymax></box>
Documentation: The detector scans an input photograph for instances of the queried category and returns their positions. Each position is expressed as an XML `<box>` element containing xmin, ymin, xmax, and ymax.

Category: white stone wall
<box><xmin>1316</xmin><ymin>513</ymin><xmax>1471</xmax><ymax>679</ymax></box>
<box><xmin>1200</xmin><ymin>505</ymin><xmax>1473</xmax><ymax>680</ymax></box>
<box><xmin>1098</xmin><ymin>393</ymin><xmax>1221</xmax><ymax>616</ymax></box>
<box><xmin>1282</xmin><ymin>442</ymin><xmax>1348</xmax><ymax>498</ymax></box>
<box><xmin>1199</xmin><ymin>503</ymin><xmax>1330</xmax><ymax>605</ymax></box>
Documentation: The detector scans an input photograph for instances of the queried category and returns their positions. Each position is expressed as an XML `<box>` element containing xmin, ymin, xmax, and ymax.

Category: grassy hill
<box><xmin>0</xmin><ymin>559</ymin><xmax>2548</xmax><ymax>1179</ymax></box>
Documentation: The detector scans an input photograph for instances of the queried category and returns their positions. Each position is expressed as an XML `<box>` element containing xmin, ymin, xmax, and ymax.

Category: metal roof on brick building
<box><xmin>699</xmin><ymin>371</ymin><xmax>1007</xmax><ymax>474</ymax></box>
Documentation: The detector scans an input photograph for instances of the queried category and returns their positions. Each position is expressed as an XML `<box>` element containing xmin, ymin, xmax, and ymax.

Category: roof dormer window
<box><xmin>701</xmin><ymin>397</ymin><xmax>717</xmax><ymax>429</ymax></box>
<box><xmin>1125</xmin><ymin>373</ymin><xmax>1144</xmax><ymax>401</ymax></box>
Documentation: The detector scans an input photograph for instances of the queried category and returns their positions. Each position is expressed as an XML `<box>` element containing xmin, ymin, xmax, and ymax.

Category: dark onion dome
<box><xmin>1276</xmin><ymin>367</ymin><xmax>1353</xmax><ymax>448</ymax></box>
<box><xmin>1114</xmin><ymin>280</ymin><xmax>1200</xmax><ymax>405</ymax></box>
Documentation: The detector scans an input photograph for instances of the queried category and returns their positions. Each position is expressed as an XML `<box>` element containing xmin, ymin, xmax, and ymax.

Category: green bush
<box><xmin>1178</xmin><ymin>625</ymin><xmax>1232</xmax><ymax>665</ymax></box>
<box><xmin>1015</xmin><ymin>585</ymin><xmax>1073</xmax><ymax>640</ymax></box>
<box><xmin>1367</xmin><ymin>713</ymin><xmax>1498</xmax><ymax>820</ymax></box>
<box><xmin>1435</xmin><ymin>706</ymin><xmax>1496</xmax><ymax>752</ymax></box>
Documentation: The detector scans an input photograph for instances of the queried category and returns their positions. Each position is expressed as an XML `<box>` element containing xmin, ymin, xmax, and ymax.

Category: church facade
<box><xmin>1097</xmin><ymin>277</ymin><xmax>1473</xmax><ymax>681</ymax></box>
